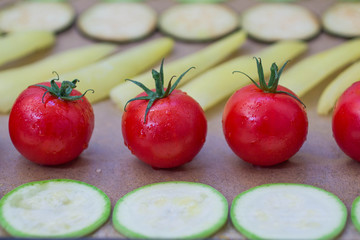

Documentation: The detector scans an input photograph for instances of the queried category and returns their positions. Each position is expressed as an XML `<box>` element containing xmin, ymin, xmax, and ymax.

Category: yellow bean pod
<box><xmin>0</xmin><ymin>31</ymin><xmax>55</xmax><ymax>67</ymax></box>
<box><xmin>180</xmin><ymin>40</ymin><xmax>307</xmax><ymax>111</ymax></box>
<box><xmin>317</xmin><ymin>60</ymin><xmax>360</xmax><ymax>115</ymax></box>
<box><xmin>63</xmin><ymin>37</ymin><xmax>174</xmax><ymax>104</ymax></box>
<box><xmin>0</xmin><ymin>43</ymin><xmax>116</xmax><ymax>113</ymax></box>
<box><xmin>281</xmin><ymin>38</ymin><xmax>360</xmax><ymax>97</ymax></box>
<box><xmin>110</xmin><ymin>30</ymin><xmax>247</xmax><ymax>110</ymax></box>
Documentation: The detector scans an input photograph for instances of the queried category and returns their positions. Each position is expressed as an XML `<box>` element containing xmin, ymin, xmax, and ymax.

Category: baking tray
<box><xmin>0</xmin><ymin>0</ymin><xmax>359</xmax><ymax>238</ymax></box>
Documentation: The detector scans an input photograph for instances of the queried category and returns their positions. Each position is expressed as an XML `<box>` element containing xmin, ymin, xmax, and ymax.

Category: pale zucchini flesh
<box><xmin>281</xmin><ymin>38</ymin><xmax>360</xmax><ymax>97</ymax></box>
<box><xmin>0</xmin><ymin>179</ymin><xmax>111</xmax><ymax>238</ymax></box>
<box><xmin>0</xmin><ymin>1</ymin><xmax>75</xmax><ymax>33</ymax></box>
<box><xmin>62</xmin><ymin>37</ymin><xmax>174</xmax><ymax>104</ymax></box>
<box><xmin>159</xmin><ymin>3</ymin><xmax>238</xmax><ymax>42</ymax></box>
<box><xmin>231</xmin><ymin>184</ymin><xmax>347</xmax><ymax>240</ymax></box>
<box><xmin>78</xmin><ymin>2</ymin><xmax>157</xmax><ymax>42</ymax></box>
<box><xmin>317</xmin><ymin>61</ymin><xmax>360</xmax><ymax>115</ymax></box>
<box><xmin>113</xmin><ymin>181</ymin><xmax>228</xmax><ymax>239</ymax></box>
<box><xmin>241</xmin><ymin>3</ymin><xmax>320</xmax><ymax>42</ymax></box>
<box><xmin>110</xmin><ymin>30</ymin><xmax>247</xmax><ymax>110</ymax></box>
<box><xmin>180</xmin><ymin>40</ymin><xmax>307</xmax><ymax>111</ymax></box>
<box><xmin>0</xmin><ymin>43</ymin><xmax>115</xmax><ymax>113</ymax></box>
<box><xmin>0</xmin><ymin>31</ymin><xmax>55</xmax><ymax>67</ymax></box>
<box><xmin>322</xmin><ymin>3</ymin><xmax>360</xmax><ymax>38</ymax></box>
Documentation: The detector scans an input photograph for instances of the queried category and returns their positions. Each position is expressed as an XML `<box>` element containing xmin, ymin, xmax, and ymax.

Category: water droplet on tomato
<box><xmin>250</xmin><ymin>139</ymin><xmax>257</xmax><ymax>144</ymax></box>
<box><xmin>139</xmin><ymin>129</ymin><xmax>146</xmax><ymax>138</ymax></box>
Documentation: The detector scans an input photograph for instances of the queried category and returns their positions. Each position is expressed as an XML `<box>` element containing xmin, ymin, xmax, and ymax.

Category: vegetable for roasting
<box><xmin>281</xmin><ymin>38</ymin><xmax>360</xmax><ymax>97</ymax></box>
<box><xmin>0</xmin><ymin>1</ymin><xmax>75</xmax><ymax>33</ymax></box>
<box><xmin>113</xmin><ymin>182</ymin><xmax>228</xmax><ymax>239</ymax></box>
<box><xmin>231</xmin><ymin>184</ymin><xmax>347</xmax><ymax>240</ymax></box>
<box><xmin>0</xmin><ymin>31</ymin><xmax>55</xmax><ymax>67</ymax></box>
<box><xmin>0</xmin><ymin>179</ymin><xmax>111</xmax><ymax>238</ymax></box>
<box><xmin>159</xmin><ymin>3</ymin><xmax>238</xmax><ymax>42</ymax></box>
<box><xmin>180</xmin><ymin>40</ymin><xmax>307</xmax><ymax>110</ymax></box>
<box><xmin>78</xmin><ymin>2</ymin><xmax>157</xmax><ymax>42</ymax></box>
<box><xmin>0</xmin><ymin>43</ymin><xmax>115</xmax><ymax>113</ymax></box>
<box><xmin>110</xmin><ymin>30</ymin><xmax>246</xmax><ymax>109</ymax></box>
<box><xmin>322</xmin><ymin>2</ymin><xmax>360</xmax><ymax>38</ymax></box>
<box><xmin>62</xmin><ymin>37</ymin><xmax>174</xmax><ymax>103</ymax></box>
<box><xmin>318</xmin><ymin>61</ymin><xmax>360</xmax><ymax>115</ymax></box>
<box><xmin>241</xmin><ymin>3</ymin><xmax>320</xmax><ymax>42</ymax></box>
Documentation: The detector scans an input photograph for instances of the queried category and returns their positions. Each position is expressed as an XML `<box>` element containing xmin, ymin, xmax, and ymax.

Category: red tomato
<box><xmin>122</xmin><ymin>89</ymin><xmax>207</xmax><ymax>168</ymax></box>
<box><xmin>222</xmin><ymin>84</ymin><xmax>308</xmax><ymax>166</ymax></box>
<box><xmin>332</xmin><ymin>81</ymin><xmax>360</xmax><ymax>162</ymax></box>
<box><xmin>222</xmin><ymin>58</ymin><xmax>308</xmax><ymax>167</ymax></box>
<box><xmin>9</xmin><ymin>81</ymin><xmax>94</xmax><ymax>165</ymax></box>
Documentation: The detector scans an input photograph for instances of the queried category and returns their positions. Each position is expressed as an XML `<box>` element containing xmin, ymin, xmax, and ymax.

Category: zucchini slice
<box><xmin>0</xmin><ymin>179</ymin><xmax>111</xmax><ymax>238</ymax></box>
<box><xmin>231</xmin><ymin>184</ymin><xmax>347</xmax><ymax>240</ymax></box>
<box><xmin>113</xmin><ymin>182</ymin><xmax>228</xmax><ymax>239</ymax></box>
<box><xmin>241</xmin><ymin>3</ymin><xmax>320</xmax><ymax>42</ymax></box>
<box><xmin>158</xmin><ymin>3</ymin><xmax>238</xmax><ymax>42</ymax></box>
<box><xmin>0</xmin><ymin>1</ymin><xmax>75</xmax><ymax>33</ymax></box>
<box><xmin>78</xmin><ymin>2</ymin><xmax>157</xmax><ymax>42</ymax></box>
<box><xmin>322</xmin><ymin>2</ymin><xmax>360</xmax><ymax>38</ymax></box>
<box><xmin>351</xmin><ymin>195</ymin><xmax>360</xmax><ymax>233</ymax></box>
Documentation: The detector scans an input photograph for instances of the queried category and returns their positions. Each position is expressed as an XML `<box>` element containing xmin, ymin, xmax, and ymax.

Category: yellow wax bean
<box><xmin>180</xmin><ymin>41</ymin><xmax>307</xmax><ymax>111</ymax></box>
<box><xmin>110</xmin><ymin>30</ymin><xmax>247</xmax><ymax>110</ymax></box>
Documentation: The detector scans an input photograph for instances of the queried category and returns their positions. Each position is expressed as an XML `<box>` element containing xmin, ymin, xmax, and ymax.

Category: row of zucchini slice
<box><xmin>0</xmin><ymin>1</ymin><xmax>359</xmax><ymax>42</ymax></box>
<box><xmin>0</xmin><ymin>179</ymin><xmax>356</xmax><ymax>239</ymax></box>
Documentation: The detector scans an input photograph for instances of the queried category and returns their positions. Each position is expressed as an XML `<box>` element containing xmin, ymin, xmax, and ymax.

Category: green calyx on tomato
<box><xmin>234</xmin><ymin>57</ymin><xmax>305</xmax><ymax>107</ymax></box>
<box><xmin>124</xmin><ymin>59</ymin><xmax>194</xmax><ymax>122</ymax></box>
<box><xmin>34</xmin><ymin>71</ymin><xmax>94</xmax><ymax>103</ymax></box>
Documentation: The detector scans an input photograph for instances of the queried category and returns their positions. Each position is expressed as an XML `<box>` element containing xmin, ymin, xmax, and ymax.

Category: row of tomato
<box><xmin>7</xmin><ymin>59</ymin><xmax>360</xmax><ymax>168</ymax></box>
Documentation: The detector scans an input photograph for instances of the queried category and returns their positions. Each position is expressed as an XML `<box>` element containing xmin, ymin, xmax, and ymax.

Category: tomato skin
<box><xmin>9</xmin><ymin>82</ymin><xmax>94</xmax><ymax>165</ymax></box>
<box><xmin>332</xmin><ymin>81</ymin><xmax>360</xmax><ymax>162</ymax></box>
<box><xmin>222</xmin><ymin>84</ymin><xmax>308</xmax><ymax>166</ymax></box>
<box><xmin>122</xmin><ymin>89</ymin><xmax>207</xmax><ymax>168</ymax></box>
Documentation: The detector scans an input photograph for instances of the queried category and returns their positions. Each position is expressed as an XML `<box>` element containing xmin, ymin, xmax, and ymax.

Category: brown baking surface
<box><xmin>0</xmin><ymin>0</ymin><xmax>359</xmax><ymax>238</ymax></box>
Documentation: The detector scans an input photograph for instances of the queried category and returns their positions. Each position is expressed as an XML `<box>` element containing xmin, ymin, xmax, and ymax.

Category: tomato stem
<box><xmin>233</xmin><ymin>57</ymin><xmax>305</xmax><ymax>107</ymax></box>
<box><xmin>124</xmin><ymin>59</ymin><xmax>195</xmax><ymax>123</ymax></box>
<box><xmin>34</xmin><ymin>71</ymin><xmax>94</xmax><ymax>103</ymax></box>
